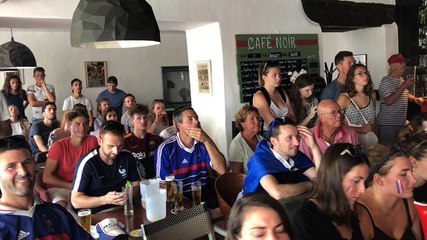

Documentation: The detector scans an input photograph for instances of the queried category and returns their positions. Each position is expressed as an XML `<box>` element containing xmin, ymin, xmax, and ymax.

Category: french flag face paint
<box><xmin>345</xmin><ymin>186</ymin><xmax>353</xmax><ymax>193</ymax></box>
<box><xmin>396</xmin><ymin>179</ymin><xmax>405</xmax><ymax>194</ymax></box>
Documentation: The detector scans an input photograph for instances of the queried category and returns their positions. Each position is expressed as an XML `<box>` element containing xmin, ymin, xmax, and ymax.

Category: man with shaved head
<box><xmin>299</xmin><ymin>99</ymin><xmax>358</xmax><ymax>160</ymax></box>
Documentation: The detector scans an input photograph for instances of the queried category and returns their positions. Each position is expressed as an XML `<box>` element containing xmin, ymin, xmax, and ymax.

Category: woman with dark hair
<box><xmin>1</xmin><ymin>74</ymin><xmax>28</xmax><ymax>119</ymax></box>
<box><xmin>228</xmin><ymin>105</ymin><xmax>264</xmax><ymax>173</ymax></box>
<box><xmin>292</xmin><ymin>143</ymin><xmax>369</xmax><ymax>240</ymax></box>
<box><xmin>252</xmin><ymin>61</ymin><xmax>296</xmax><ymax>138</ymax></box>
<box><xmin>289</xmin><ymin>74</ymin><xmax>318</xmax><ymax>128</ymax></box>
<box><xmin>398</xmin><ymin>112</ymin><xmax>427</xmax><ymax>144</ymax></box>
<box><xmin>357</xmin><ymin>145</ymin><xmax>422</xmax><ymax>239</ymax></box>
<box><xmin>8</xmin><ymin>103</ymin><xmax>29</xmax><ymax>137</ymax></box>
<box><xmin>227</xmin><ymin>193</ymin><xmax>292</xmax><ymax>240</ymax></box>
<box><xmin>337</xmin><ymin>64</ymin><xmax>376</xmax><ymax>150</ymax></box>
<box><xmin>147</xmin><ymin>99</ymin><xmax>169</xmax><ymax>135</ymax></box>
<box><xmin>401</xmin><ymin>132</ymin><xmax>427</xmax><ymax>203</ymax></box>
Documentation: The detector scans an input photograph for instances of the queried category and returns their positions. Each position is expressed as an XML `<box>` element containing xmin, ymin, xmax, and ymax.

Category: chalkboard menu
<box><xmin>236</xmin><ymin>34</ymin><xmax>320</xmax><ymax>102</ymax></box>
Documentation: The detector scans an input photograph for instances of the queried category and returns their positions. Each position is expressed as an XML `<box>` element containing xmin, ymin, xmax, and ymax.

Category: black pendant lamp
<box><xmin>0</xmin><ymin>29</ymin><xmax>37</xmax><ymax>68</ymax></box>
<box><xmin>70</xmin><ymin>0</ymin><xmax>161</xmax><ymax>48</ymax></box>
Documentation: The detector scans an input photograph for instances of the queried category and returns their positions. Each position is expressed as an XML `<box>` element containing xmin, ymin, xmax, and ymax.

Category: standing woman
<box><xmin>228</xmin><ymin>105</ymin><xmax>264</xmax><ymax>174</ymax></box>
<box><xmin>289</xmin><ymin>74</ymin><xmax>318</xmax><ymax>128</ymax></box>
<box><xmin>337</xmin><ymin>64</ymin><xmax>376</xmax><ymax>149</ymax></box>
<box><xmin>252</xmin><ymin>61</ymin><xmax>296</xmax><ymax>138</ymax></box>
<box><xmin>357</xmin><ymin>145</ymin><xmax>422</xmax><ymax>240</ymax></box>
<box><xmin>292</xmin><ymin>143</ymin><xmax>369</xmax><ymax>240</ymax></box>
<box><xmin>147</xmin><ymin>99</ymin><xmax>169</xmax><ymax>135</ymax></box>
<box><xmin>2</xmin><ymin>74</ymin><xmax>28</xmax><ymax>119</ymax></box>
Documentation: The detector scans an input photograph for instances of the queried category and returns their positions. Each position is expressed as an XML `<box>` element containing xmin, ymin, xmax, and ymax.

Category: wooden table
<box><xmin>91</xmin><ymin>198</ymin><xmax>224</xmax><ymax>235</ymax></box>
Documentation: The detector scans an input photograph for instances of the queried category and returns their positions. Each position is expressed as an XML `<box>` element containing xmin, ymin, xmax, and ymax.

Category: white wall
<box><xmin>0</xmin><ymin>29</ymin><xmax>188</xmax><ymax>119</ymax></box>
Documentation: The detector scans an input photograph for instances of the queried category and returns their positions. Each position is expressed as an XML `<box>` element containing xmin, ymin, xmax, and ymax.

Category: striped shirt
<box><xmin>155</xmin><ymin>134</ymin><xmax>213</xmax><ymax>192</ymax></box>
<box><xmin>377</xmin><ymin>76</ymin><xmax>408</xmax><ymax>126</ymax></box>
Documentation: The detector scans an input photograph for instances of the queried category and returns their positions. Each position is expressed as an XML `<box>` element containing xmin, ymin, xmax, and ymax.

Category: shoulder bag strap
<box><xmin>343</xmin><ymin>93</ymin><xmax>369</xmax><ymax>124</ymax></box>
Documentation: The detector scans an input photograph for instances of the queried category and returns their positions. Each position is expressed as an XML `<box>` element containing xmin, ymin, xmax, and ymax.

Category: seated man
<box><xmin>155</xmin><ymin>106</ymin><xmax>226</xmax><ymax>208</ymax></box>
<box><xmin>242</xmin><ymin>118</ymin><xmax>321</xmax><ymax>200</ymax></box>
<box><xmin>121</xmin><ymin>93</ymin><xmax>136</xmax><ymax>134</ymax></box>
<box><xmin>43</xmin><ymin>109</ymin><xmax>98</xmax><ymax>210</ymax></box>
<box><xmin>28</xmin><ymin>101</ymin><xmax>59</xmax><ymax>155</ymax></box>
<box><xmin>0</xmin><ymin>135</ymin><xmax>91</xmax><ymax>239</ymax></box>
<box><xmin>123</xmin><ymin>104</ymin><xmax>162</xmax><ymax>179</ymax></box>
<box><xmin>299</xmin><ymin>99</ymin><xmax>359</xmax><ymax>159</ymax></box>
<box><xmin>71</xmin><ymin>120</ymin><xmax>140</xmax><ymax>214</ymax></box>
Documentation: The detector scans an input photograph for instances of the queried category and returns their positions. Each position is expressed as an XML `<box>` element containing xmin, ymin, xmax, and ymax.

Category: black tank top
<box><xmin>357</xmin><ymin>199</ymin><xmax>416</xmax><ymax>240</ymax></box>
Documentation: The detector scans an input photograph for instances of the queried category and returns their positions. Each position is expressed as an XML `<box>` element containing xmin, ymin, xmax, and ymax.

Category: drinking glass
<box><xmin>77</xmin><ymin>209</ymin><xmax>92</xmax><ymax>233</ymax></box>
<box><xmin>172</xmin><ymin>180</ymin><xmax>184</xmax><ymax>213</ymax></box>
<box><xmin>166</xmin><ymin>174</ymin><xmax>175</xmax><ymax>202</ymax></box>
<box><xmin>191</xmin><ymin>181</ymin><xmax>202</xmax><ymax>207</ymax></box>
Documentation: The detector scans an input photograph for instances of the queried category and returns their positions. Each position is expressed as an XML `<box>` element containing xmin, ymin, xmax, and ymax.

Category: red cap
<box><xmin>387</xmin><ymin>54</ymin><xmax>407</xmax><ymax>64</ymax></box>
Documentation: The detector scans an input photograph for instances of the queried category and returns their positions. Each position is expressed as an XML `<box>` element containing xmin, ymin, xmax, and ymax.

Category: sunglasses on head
<box><xmin>0</xmin><ymin>135</ymin><xmax>29</xmax><ymax>152</ymax></box>
<box><xmin>268</xmin><ymin>117</ymin><xmax>295</xmax><ymax>138</ymax></box>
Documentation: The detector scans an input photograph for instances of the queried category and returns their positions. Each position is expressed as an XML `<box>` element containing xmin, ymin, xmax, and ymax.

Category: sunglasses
<box><xmin>268</xmin><ymin>117</ymin><xmax>295</xmax><ymax>138</ymax></box>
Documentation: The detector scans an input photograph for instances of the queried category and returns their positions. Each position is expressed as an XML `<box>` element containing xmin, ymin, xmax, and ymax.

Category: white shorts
<box><xmin>47</xmin><ymin>188</ymin><xmax>71</xmax><ymax>203</ymax></box>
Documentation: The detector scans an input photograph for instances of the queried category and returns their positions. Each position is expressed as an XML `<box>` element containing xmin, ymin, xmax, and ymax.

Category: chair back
<box><xmin>141</xmin><ymin>202</ymin><xmax>214</xmax><ymax>240</ymax></box>
<box><xmin>414</xmin><ymin>201</ymin><xmax>427</xmax><ymax>240</ymax></box>
<box><xmin>214</xmin><ymin>172</ymin><xmax>245</xmax><ymax>221</ymax></box>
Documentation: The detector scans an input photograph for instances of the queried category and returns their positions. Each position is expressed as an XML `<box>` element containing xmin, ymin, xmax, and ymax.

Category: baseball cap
<box><xmin>95</xmin><ymin>218</ymin><xmax>127</xmax><ymax>240</ymax></box>
<box><xmin>388</xmin><ymin>54</ymin><xmax>408</xmax><ymax>64</ymax></box>
<box><xmin>107</xmin><ymin>76</ymin><xmax>118</xmax><ymax>85</ymax></box>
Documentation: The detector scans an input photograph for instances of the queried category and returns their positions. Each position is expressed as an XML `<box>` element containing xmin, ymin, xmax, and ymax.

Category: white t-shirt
<box><xmin>62</xmin><ymin>95</ymin><xmax>93</xmax><ymax>111</ymax></box>
<box><xmin>26</xmin><ymin>84</ymin><xmax>55</xmax><ymax>120</ymax></box>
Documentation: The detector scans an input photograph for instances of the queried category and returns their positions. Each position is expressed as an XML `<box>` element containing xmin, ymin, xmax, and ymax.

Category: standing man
<box><xmin>96</xmin><ymin>76</ymin><xmax>127</xmax><ymax>117</ymax></box>
<box><xmin>0</xmin><ymin>135</ymin><xmax>92</xmax><ymax>239</ymax></box>
<box><xmin>321</xmin><ymin>51</ymin><xmax>355</xmax><ymax>100</ymax></box>
<box><xmin>124</xmin><ymin>104</ymin><xmax>162</xmax><ymax>179</ymax></box>
<box><xmin>299</xmin><ymin>99</ymin><xmax>358</xmax><ymax>159</ymax></box>
<box><xmin>155</xmin><ymin>106</ymin><xmax>226</xmax><ymax>208</ymax></box>
<box><xmin>0</xmin><ymin>93</ymin><xmax>12</xmax><ymax>137</ymax></box>
<box><xmin>62</xmin><ymin>78</ymin><xmax>94</xmax><ymax>128</ymax></box>
<box><xmin>43</xmin><ymin>109</ymin><xmax>98</xmax><ymax>210</ymax></box>
<box><xmin>27</xmin><ymin>67</ymin><xmax>56</xmax><ymax>123</ymax></box>
<box><xmin>242</xmin><ymin>118</ymin><xmax>321</xmax><ymax>200</ymax></box>
<box><xmin>71</xmin><ymin>120</ymin><xmax>140</xmax><ymax>214</ymax></box>
<box><xmin>377</xmin><ymin>54</ymin><xmax>424</xmax><ymax>145</ymax></box>
<box><xmin>28</xmin><ymin>102</ymin><xmax>59</xmax><ymax>155</ymax></box>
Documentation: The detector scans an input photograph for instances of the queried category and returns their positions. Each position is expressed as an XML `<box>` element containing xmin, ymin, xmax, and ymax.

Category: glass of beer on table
<box><xmin>173</xmin><ymin>180</ymin><xmax>184</xmax><ymax>213</ymax></box>
<box><xmin>77</xmin><ymin>209</ymin><xmax>91</xmax><ymax>233</ymax></box>
<box><xmin>166</xmin><ymin>174</ymin><xmax>175</xmax><ymax>202</ymax></box>
<box><xmin>191</xmin><ymin>180</ymin><xmax>202</xmax><ymax>207</ymax></box>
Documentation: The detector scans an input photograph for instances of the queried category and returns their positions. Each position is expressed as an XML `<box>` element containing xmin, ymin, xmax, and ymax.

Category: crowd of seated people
<box><xmin>1</xmin><ymin>52</ymin><xmax>427</xmax><ymax>239</ymax></box>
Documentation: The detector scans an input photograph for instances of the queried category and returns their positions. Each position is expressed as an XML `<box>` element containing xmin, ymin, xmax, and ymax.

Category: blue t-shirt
<box><xmin>4</xmin><ymin>90</ymin><xmax>27</xmax><ymax>119</ymax></box>
<box><xmin>28</xmin><ymin>121</ymin><xmax>59</xmax><ymax>155</ymax></box>
<box><xmin>0</xmin><ymin>198</ymin><xmax>92</xmax><ymax>239</ymax></box>
<box><xmin>96</xmin><ymin>89</ymin><xmax>127</xmax><ymax>116</ymax></box>
<box><xmin>320</xmin><ymin>79</ymin><xmax>344</xmax><ymax>100</ymax></box>
<box><xmin>72</xmin><ymin>147</ymin><xmax>140</xmax><ymax>213</ymax></box>
<box><xmin>155</xmin><ymin>134</ymin><xmax>213</xmax><ymax>193</ymax></box>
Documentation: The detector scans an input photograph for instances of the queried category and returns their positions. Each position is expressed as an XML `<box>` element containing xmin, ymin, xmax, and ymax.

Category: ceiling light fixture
<box><xmin>0</xmin><ymin>28</ymin><xmax>37</xmax><ymax>69</ymax></box>
<box><xmin>70</xmin><ymin>0</ymin><xmax>161</xmax><ymax>48</ymax></box>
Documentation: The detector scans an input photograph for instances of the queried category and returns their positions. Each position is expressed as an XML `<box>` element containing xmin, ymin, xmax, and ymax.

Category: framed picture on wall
<box><xmin>353</xmin><ymin>54</ymin><xmax>367</xmax><ymax>66</ymax></box>
<box><xmin>85</xmin><ymin>61</ymin><xmax>107</xmax><ymax>88</ymax></box>
<box><xmin>196</xmin><ymin>60</ymin><xmax>212</xmax><ymax>94</ymax></box>
<box><xmin>2</xmin><ymin>69</ymin><xmax>24</xmax><ymax>84</ymax></box>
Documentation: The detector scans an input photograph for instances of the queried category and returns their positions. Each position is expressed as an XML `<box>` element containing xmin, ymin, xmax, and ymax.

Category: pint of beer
<box><xmin>77</xmin><ymin>209</ymin><xmax>92</xmax><ymax>233</ymax></box>
<box><xmin>191</xmin><ymin>181</ymin><xmax>202</xmax><ymax>207</ymax></box>
<box><xmin>174</xmin><ymin>181</ymin><xmax>184</xmax><ymax>212</ymax></box>
<box><xmin>166</xmin><ymin>174</ymin><xmax>175</xmax><ymax>202</ymax></box>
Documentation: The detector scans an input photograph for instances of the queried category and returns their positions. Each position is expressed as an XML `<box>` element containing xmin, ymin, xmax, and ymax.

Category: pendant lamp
<box><xmin>70</xmin><ymin>0</ymin><xmax>161</xmax><ymax>48</ymax></box>
<box><xmin>0</xmin><ymin>29</ymin><xmax>37</xmax><ymax>69</ymax></box>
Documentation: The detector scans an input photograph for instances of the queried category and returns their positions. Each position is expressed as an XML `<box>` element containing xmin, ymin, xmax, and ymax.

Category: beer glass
<box><xmin>165</xmin><ymin>174</ymin><xmax>175</xmax><ymax>202</ymax></box>
<box><xmin>77</xmin><ymin>209</ymin><xmax>92</xmax><ymax>233</ymax></box>
<box><xmin>191</xmin><ymin>180</ymin><xmax>202</xmax><ymax>207</ymax></box>
<box><xmin>122</xmin><ymin>185</ymin><xmax>134</xmax><ymax>216</ymax></box>
<box><xmin>173</xmin><ymin>180</ymin><xmax>184</xmax><ymax>213</ymax></box>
